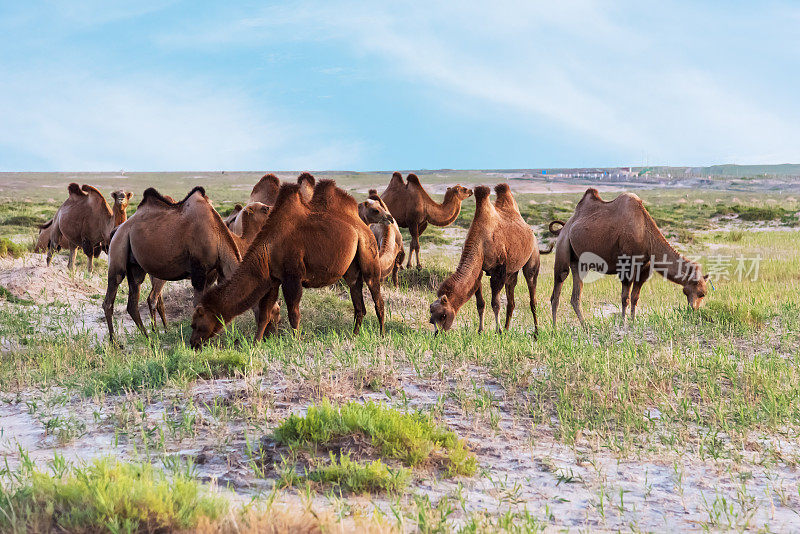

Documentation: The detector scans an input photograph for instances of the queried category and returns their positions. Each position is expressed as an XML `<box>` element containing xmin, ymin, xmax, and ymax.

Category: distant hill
<box><xmin>699</xmin><ymin>164</ymin><xmax>800</xmax><ymax>177</ymax></box>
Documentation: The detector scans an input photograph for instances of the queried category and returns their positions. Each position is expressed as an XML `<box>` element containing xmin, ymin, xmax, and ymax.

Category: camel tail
<box><xmin>548</xmin><ymin>220</ymin><xmax>566</xmax><ymax>236</ymax></box>
<box><xmin>39</xmin><ymin>219</ymin><xmax>54</xmax><ymax>230</ymax></box>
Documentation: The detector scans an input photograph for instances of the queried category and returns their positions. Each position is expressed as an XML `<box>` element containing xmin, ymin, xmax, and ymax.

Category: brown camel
<box><xmin>144</xmin><ymin>199</ymin><xmax>272</xmax><ymax>332</ymax></box>
<box><xmin>47</xmin><ymin>184</ymin><xmax>133</xmax><ymax>272</ymax></box>
<box><xmin>380</xmin><ymin>173</ymin><xmax>473</xmax><ymax>269</ymax></box>
<box><xmin>429</xmin><ymin>184</ymin><xmax>547</xmax><ymax>336</ymax></box>
<box><xmin>249</xmin><ymin>172</ymin><xmax>316</xmax><ymax>205</ymax></box>
<box><xmin>189</xmin><ymin>179</ymin><xmax>385</xmax><ymax>348</ymax></box>
<box><xmin>359</xmin><ymin>191</ymin><xmax>405</xmax><ymax>286</ymax></box>
<box><xmin>549</xmin><ymin>188</ymin><xmax>709</xmax><ymax>327</ymax></box>
<box><xmin>223</xmin><ymin>204</ymin><xmax>243</xmax><ymax>229</ymax></box>
<box><xmin>35</xmin><ymin>219</ymin><xmax>67</xmax><ymax>252</ymax></box>
<box><xmin>103</xmin><ymin>186</ymin><xmax>259</xmax><ymax>344</ymax></box>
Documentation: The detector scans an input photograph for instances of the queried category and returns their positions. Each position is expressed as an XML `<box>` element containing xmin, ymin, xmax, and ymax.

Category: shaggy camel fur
<box><xmin>359</xmin><ymin>190</ymin><xmax>405</xmax><ymax>286</ymax></box>
<box><xmin>380</xmin><ymin>173</ymin><xmax>472</xmax><ymax>269</ymax></box>
<box><xmin>144</xmin><ymin>200</ymin><xmax>272</xmax><ymax>331</ymax></box>
<box><xmin>189</xmin><ymin>179</ymin><xmax>385</xmax><ymax>348</ymax></box>
<box><xmin>103</xmin><ymin>187</ymin><xmax>252</xmax><ymax>344</ymax></box>
<box><xmin>47</xmin><ymin>184</ymin><xmax>133</xmax><ymax>272</ymax></box>
<box><xmin>549</xmin><ymin>188</ymin><xmax>709</xmax><ymax>326</ymax></box>
<box><xmin>249</xmin><ymin>172</ymin><xmax>316</xmax><ymax>205</ymax></box>
<box><xmin>429</xmin><ymin>184</ymin><xmax>547</xmax><ymax>336</ymax></box>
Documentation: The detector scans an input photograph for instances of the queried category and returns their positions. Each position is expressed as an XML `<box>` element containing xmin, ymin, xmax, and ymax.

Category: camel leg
<box><xmin>489</xmin><ymin>269</ymin><xmax>506</xmax><ymax>333</ymax></box>
<box><xmin>86</xmin><ymin>252</ymin><xmax>94</xmax><ymax>274</ymax></box>
<box><xmin>620</xmin><ymin>280</ymin><xmax>632</xmax><ymax>325</ymax></box>
<box><xmin>504</xmin><ymin>271</ymin><xmax>519</xmax><ymax>331</ymax></box>
<box><xmin>407</xmin><ymin>223</ymin><xmax>421</xmax><ymax>269</ymax></box>
<box><xmin>550</xmin><ymin>261</ymin><xmax>570</xmax><ymax>328</ymax></box>
<box><xmin>46</xmin><ymin>241</ymin><xmax>55</xmax><ymax>267</ymax></box>
<box><xmin>365</xmin><ymin>274</ymin><xmax>385</xmax><ymax>335</ymax></box>
<box><xmin>522</xmin><ymin>256</ymin><xmax>540</xmax><ymax>338</ymax></box>
<box><xmin>67</xmin><ymin>246</ymin><xmax>78</xmax><ymax>272</ymax></box>
<box><xmin>103</xmin><ymin>269</ymin><xmax>125</xmax><ymax>345</ymax></box>
<box><xmin>569</xmin><ymin>261</ymin><xmax>586</xmax><ymax>327</ymax></box>
<box><xmin>344</xmin><ymin>270</ymin><xmax>367</xmax><ymax>335</ymax></box>
<box><xmin>254</xmin><ymin>283</ymin><xmax>281</xmax><ymax>341</ymax></box>
<box><xmin>630</xmin><ymin>268</ymin><xmax>649</xmax><ymax>324</ymax></box>
<box><xmin>282</xmin><ymin>276</ymin><xmax>304</xmax><ymax>334</ymax></box>
<box><xmin>125</xmin><ymin>264</ymin><xmax>149</xmax><ymax>338</ymax></box>
<box><xmin>474</xmin><ymin>272</ymin><xmax>485</xmax><ymax>333</ymax></box>
<box><xmin>147</xmin><ymin>277</ymin><xmax>167</xmax><ymax>331</ymax></box>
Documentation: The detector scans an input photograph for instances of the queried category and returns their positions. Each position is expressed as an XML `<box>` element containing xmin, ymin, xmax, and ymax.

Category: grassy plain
<box><xmin>0</xmin><ymin>171</ymin><xmax>799</xmax><ymax>532</ymax></box>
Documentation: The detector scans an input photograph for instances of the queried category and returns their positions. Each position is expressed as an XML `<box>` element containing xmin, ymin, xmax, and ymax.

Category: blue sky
<box><xmin>1</xmin><ymin>1</ymin><xmax>798</xmax><ymax>171</ymax></box>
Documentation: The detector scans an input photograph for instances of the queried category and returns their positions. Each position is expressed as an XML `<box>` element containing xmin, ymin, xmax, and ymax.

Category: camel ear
<box><xmin>440</xmin><ymin>295</ymin><xmax>448</xmax><ymax>305</ymax></box>
<box><xmin>126</xmin><ymin>192</ymin><xmax>133</xmax><ymax>201</ymax></box>
<box><xmin>235</xmin><ymin>203</ymin><xmax>243</xmax><ymax>210</ymax></box>
<box><xmin>703</xmin><ymin>274</ymin><xmax>710</xmax><ymax>280</ymax></box>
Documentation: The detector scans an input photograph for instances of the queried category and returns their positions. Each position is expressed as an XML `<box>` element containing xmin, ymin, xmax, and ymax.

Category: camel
<box><xmin>549</xmin><ymin>188</ymin><xmax>709</xmax><ymax>327</ymax></box>
<box><xmin>429</xmin><ymin>184</ymin><xmax>547</xmax><ymax>336</ymax></box>
<box><xmin>223</xmin><ymin>204</ymin><xmax>243</xmax><ymax>229</ymax></box>
<box><xmin>189</xmin><ymin>179</ymin><xmax>385</xmax><ymax>348</ymax></box>
<box><xmin>359</xmin><ymin>190</ymin><xmax>405</xmax><ymax>286</ymax></box>
<box><xmin>46</xmin><ymin>184</ymin><xmax>133</xmax><ymax>273</ymax></box>
<box><xmin>102</xmin><ymin>186</ymin><xmax>268</xmax><ymax>344</ymax></box>
<box><xmin>249</xmin><ymin>172</ymin><xmax>316</xmax><ymax>205</ymax></box>
<box><xmin>35</xmin><ymin>219</ymin><xmax>67</xmax><ymax>252</ymax></box>
<box><xmin>380</xmin><ymin>173</ymin><xmax>473</xmax><ymax>269</ymax></box>
<box><xmin>144</xmin><ymin>199</ymin><xmax>272</xmax><ymax>332</ymax></box>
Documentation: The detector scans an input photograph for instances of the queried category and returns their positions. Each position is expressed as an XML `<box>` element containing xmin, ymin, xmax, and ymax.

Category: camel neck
<box><xmin>439</xmin><ymin>239</ymin><xmax>484</xmax><ymax>311</ymax></box>
<box><xmin>426</xmin><ymin>191</ymin><xmax>462</xmax><ymax>226</ymax></box>
<box><xmin>208</xmin><ymin>246</ymin><xmax>271</xmax><ymax>322</ymax></box>
<box><xmin>650</xmin><ymin>236</ymin><xmax>695</xmax><ymax>285</ymax></box>
<box><xmin>113</xmin><ymin>206</ymin><xmax>127</xmax><ymax>226</ymax></box>
<box><xmin>377</xmin><ymin>225</ymin><xmax>395</xmax><ymax>273</ymax></box>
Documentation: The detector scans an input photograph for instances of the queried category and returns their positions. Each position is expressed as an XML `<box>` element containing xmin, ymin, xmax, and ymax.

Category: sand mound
<box><xmin>0</xmin><ymin>253</ymin><xmax>104</xmax><ymax>305</ymax></box>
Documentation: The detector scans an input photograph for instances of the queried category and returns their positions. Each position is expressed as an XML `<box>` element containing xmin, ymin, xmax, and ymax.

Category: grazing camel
<box><xmin>103</xmin><ymin>186</ymin><xmax>252</xmax><ymax>344</ymax></box>
<box><xmin>223</xmin><ymin>204</ymin><xmax>243</xmax><ymax>229</ymax></box>
<box><xmin>249</xmin><ymin>172</ymin><xmax>316</xmax><ymax>205</ymax></box>
<box><xmin>144</xmin><ymin>200</ymin><xmax>272</xmax><ymax>332</ymax></box>
<box><xmin>380</xmin><ymin>173</ymin><xmax>473</xmax><ymax>269</ymax></box>
<box><xmin>429</xmin><ymin>184</ymin><xmax>547</xmax><ymax>336</ymax></box>
<box><xmin>35</xmin><ymin>219</ymin><xmax>67</xmax><ymax>252</ymax></box>
<box><xmin>189</xmin><ymin>179</ymin><xmax>385</xmax><ymax>348</ymax></box>
<box><xmin>549</xmin><ymin>188</ymin><xmax>709</xmax><ymax>327</ymax></box>
<box><xmin>359</xmin><ymin>191</ymin><xmax>405</xmax><ymax>286</ymax></box>
<box><xmin>47</xmin><ymin>184</ymin><xmax>133</xmax><ymax>272</ymax></box>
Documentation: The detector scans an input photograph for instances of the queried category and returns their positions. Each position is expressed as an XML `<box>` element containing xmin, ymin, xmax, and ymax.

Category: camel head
<box><xmin>189</xmin><ymin>305</ymin><xmax>224</xmax><ymax>349</ymax></box>
<box><xmin>358</xmin><ymin>199</ymin><xmax>394</xmax><ymax>225</ymax></box>
<box><xmin>111</xmin><ymin>190</ymin><xmax>134</xmax><ymax>211</ymax></box>
<box><xmin>683</xmin><ymin>272</ymin><xmax>710</xmax><ymax>310</ymax></box>
<box><xmin>429</xmin><ymin>294</ymin><xmax>456</xmax><ymax>334</ymax></box>
<box><xmin>447</xmin><ymin>184</ymin><xmax>473</xmax><ymax>201</ymax></box>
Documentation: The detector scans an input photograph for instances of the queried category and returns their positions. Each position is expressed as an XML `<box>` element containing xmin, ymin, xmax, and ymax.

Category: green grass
<box><xmin>0</xmin><ymin>237</ymin><xmax>27</xmax><ymax>257</ymax></box>
<box><xmin>0</xmin><ymin>456</ymin><xmax>227</xmax><ymax>533</ymax></box>
<box><xmin>279</xmin><ymin>452</ymin><xmax>410</xmax><ymax>494</ymax></box>
<box><xmin>274</xmin><ymin>401</ymin><xmax>477</xmax><ymax>477</ymax></box>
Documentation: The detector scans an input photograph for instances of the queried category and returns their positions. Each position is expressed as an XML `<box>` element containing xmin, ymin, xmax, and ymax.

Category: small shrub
<box><xmin>0</xmin><ymin>457</ymin><xmax>227</xmax><ymax>533</ymax></box>
<box><xmin>282</xmin><ymin>452</ymin><xmax>410</xmax><ymax>494</ymax></box>
<box><xmin>0</xmin><ymin>237</ymin><xmax>26</xmax><ymax>258</ymax></box>
<box><xmin>274</xmin><ymin>401</ymin><xmax>477</xmax><ymax>477</ymax></box>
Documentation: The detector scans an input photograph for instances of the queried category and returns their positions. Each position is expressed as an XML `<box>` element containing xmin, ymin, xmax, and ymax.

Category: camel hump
<box><xmin>474</xmin><ymin>185</ymin><xmax>491</xmax><ymax>201</ymax></box>
<box><xmin>272</xmin><ymin>183</ymin><xmax>303</xmax><ymax>210</ymax></box>
<box><xmin>581</xmin><ymin>188</ymin><xmax>602</xmax><ymax>202</ymax></box>
<box><xmin>80</xmin><ymin>184</ymin><xmax>105</xmax><ymax>198</ymax></box>
<box><xmin>391</xmin><ymin>172</ymin><xmax>403</xmax><ymax>182</ymax></box>
<box><xmin>67</xmin><ymin>183</ymin><xmax>87</xmax><ymax>197</ymax></box>
<box><xmin>494</xmin><ymin>183</ymin><xmax>511</xmax><ymax>197</ymax></box>
<box><xmin>297</xmin><ymin>172</ymin><xmax>316</xmax><ymax>187</ymax></box>
<box><xmin>251</xmin><ymin>173</ymin><xmax>280</xmax><ymax>196</ymax></box>
<box><xmin>141</xmin><ymin>186</ymin><xmax>205</xmax><ymax>207</ymax></box>
<box><xmin>406</xmin><ymin>174</ymin><xmax>422</xmax><ymax>187</ymax></box>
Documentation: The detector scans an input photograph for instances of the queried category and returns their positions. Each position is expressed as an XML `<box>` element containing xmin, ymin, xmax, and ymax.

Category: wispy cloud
<box><xmin>0</xmin><ymin>68</ymin><xmax>363</xmax><ymax>171</ymax></box>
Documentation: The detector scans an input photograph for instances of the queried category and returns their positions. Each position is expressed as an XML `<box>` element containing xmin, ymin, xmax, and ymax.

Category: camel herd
<box><xmin>36</xmin><ymin>172</ymin><xmax>708</xmax><ymax>347</ymax></box>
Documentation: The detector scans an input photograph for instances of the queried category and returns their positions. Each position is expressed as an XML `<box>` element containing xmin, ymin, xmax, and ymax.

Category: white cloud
<box><xmin>0</xmin><ymin>69</ymin><xmax>364</xmax><ymax>171</ymax></box>
<box><xmin>160</xmin><ymin>0</ymin><xmax>800</xmax><ymax>166</ymax></box>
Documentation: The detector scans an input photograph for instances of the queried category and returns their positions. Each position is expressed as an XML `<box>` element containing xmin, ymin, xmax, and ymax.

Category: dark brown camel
<box><xmin>47</xmin><ymin>184</ymin><xmax>133</xmax><ymax>272</ymax></box>
<box><xmin>429</xmin><ymin>184</ymin><xmax>548</xmax><ymax>335</ymax></box>
<box><xmin>144</xmin><ymin>199</ymin><xmax>272</xmax><ymax>332</ymax></box>
<box><xmin>359</xmin><ymin>191</ymin><xmax>405</xmax><ymax>286</ymax></box>
<box><xmin>549</xmin><ymin>188</ymin><xmax>709</xmax><ymax>327</ymax></box>
<box><xmin>103</xmin><ymin>187</ymin><xmax>252</xmax><ymax>344</ymax></box>
<box><xmin>380</xmin><ymin>173</ymin><xmax>472</xmax><ymax>269</ymax></box>
<box><xmin>189</xmin><ymin>179</ymin><xmax>385</xmax><ymax>348</ymax></box>
<box><xmin>249</xmin><ymin>172</ymin><xmax>316</xmax><ymax>205</ymax></box>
